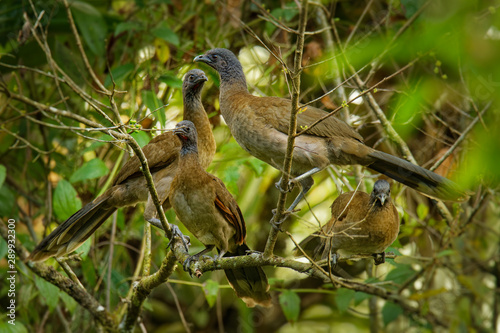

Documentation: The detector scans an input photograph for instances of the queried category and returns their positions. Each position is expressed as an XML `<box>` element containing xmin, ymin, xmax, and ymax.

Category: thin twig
<box><xmin>430</xmin><ymin>103</ymin><xmax>489</xmax><ymax>171</ymax></box>
<box><xmin>62</xmin><ymin>0</ymin><xmax>110</xmax><ymax>95</ymax></box>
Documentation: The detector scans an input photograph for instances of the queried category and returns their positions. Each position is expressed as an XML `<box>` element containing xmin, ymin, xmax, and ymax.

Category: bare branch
<box><xmin>0</xmin><ymin>221</ymin><xmax>117</xmax><ymax>332</ymax></box>
<box><xmin>264</xmin><ymin>0</ymin><xmax>309</xmax><ymax>258</ymax></box>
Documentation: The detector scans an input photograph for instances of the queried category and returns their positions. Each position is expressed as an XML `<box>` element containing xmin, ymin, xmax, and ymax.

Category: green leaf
<box><xmin>203</xmin><ymin>279</ymin><xmax>219</xmax><ymax>307</ymax></box>
<box><xmin>60</xmin><ymin>292</ymin><xmax>78</xmax><ymax>314</ymax></box>
<box><xmin>159</xmin><ymin>74</ymin><xmax>183</xmax><ymax>89</ymax></box>
<box><xmin>385</xmin><ymin>264</ymin><xmax>415</xmax><ymax>284</ymax></box>
<box><xmin>354</xmin><ymin>291</ymin><xmax>372</xmax><ymax>306</ymax></box>
<box><xmin>0</xmin><ymin>185</ymin><xmax>16</xmax><ymax>216</ymax></box>
<box><xmin>401</xmin><ymin>0</ymin><xmax>426</xmax><ymax>18</ymax></box>
<box><xmin>382</xmin><ymin>302</ymin><xmax>403</xmax><ymax>326</ymax></box>
<box><xmin>151</xmin><ymin>25</ymin><xmax>179</xmax><ymax>46</ymax></box>
<box><xmin>0</xmin><ymin>236</ymin><xmax>7</xmax><ymax>260</ymax></box>
<box><xmin>0</xmin><ymin>164</ymin><xmax>6</xmax><ymax>189</ymax></box>
<box><xmin>436</xmin><ymin>249</ymin><xmax>456</xmax><ymax>258</ymax></box>
<box><xmin>78</xmin><ymin>237</ymin><xmax>92</xmax><ymax>259</ymax></box>
<box><xmin>279</xmin><ymin>290</ymin><xmax>301</xmax><ymax>323</ymax></box>
<box><xmin>221</xmin><ymin>164</ymin><xmax>241</xmax><ymax>196</ymax></box>
<box><xmin>104</xmin><ymin>63</ymin><xmax>135</xmax><ymax>87</ymax></box>
<box><xmin>142</xmin><ymin>90</ymin><xmax>166</xmax><ymax>127</ymax></box>
<box><xmin>70</xmin><ymin>158</ymin><xmax>109</xmax><ymax>183</ymax></box>
<box><xmin>71</xmin><ymin>1</ymin><xmax>107</xmax><ymax>56</ymax></box>
<box><xmin>245</xmin><ymin>158</ymin><xmax>266</xmax><ymax>177</ymax></box>
<box><xmin>34</xmin><ymin>275</ymin><xmax>60</xmax><ymax>312</ymax></box>
<box><xmin>335</xmin><ymin>288</ymin><xmax>355</xmax><ymax>313</ymax></box>
<box><xmin>416</xmin><ymin>203</ymin><xmax>429</xmax><ymax>220</ymax></box>
<box><xmin>131</xmin><ymin>130</ymin><xmax>151</xmax><ymax>148</ymax></box>
<box><xmin>81</xmin><ymin>256</ymin><xmax>97</xmax><ymax>286</ymax></box>
<box><xmin>53</xmin><ymin>179</ymin><xmax>82</xmax><ymax>221</ymax></box>
<box><xmin>0</xmin><ymin>321</ymin><xmax>28</xmax><ymax>333</ymax></box>
<box><xmin>114</xmin><ymin>21</ymin><xmax>143</xmax><ymax>35</ymax></box>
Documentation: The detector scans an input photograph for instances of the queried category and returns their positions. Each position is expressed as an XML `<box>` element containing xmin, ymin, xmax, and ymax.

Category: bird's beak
<box><xmin>377</xmin><ymin>193</ymin><xmax>387</xmax><ymax>205</ymax></box>
<box><xmin>199</xmin><ymin>74</ymin><xmax>208</xmax><ymax>82</ymax></box>
<box><xmin>173</xmin><ymin>126</ymin><xmax>187</xmax><ymax>136</ymax></box>
<box><xmin>194</xmin><ymin>54</ymin><xmax>210</xmax><ymax>64</ymax></box>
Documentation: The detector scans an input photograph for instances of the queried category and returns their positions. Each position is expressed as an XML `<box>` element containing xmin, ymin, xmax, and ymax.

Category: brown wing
<box><xmin>212</xmin><ymin>176</ymin><xmax>246</xmax><ymax>245</ymax></box>
<box><xmin>328</xmin><ymin>191</ymin><xmax>372</xmax><ymax>234</ymax></box>
<box><xmin>254</xmin><ymin>96</ymin><xmax>363</xmax><ymax>142</ymax></box>
<box><xmin>113</xmin><ymin>132</ymin><xmax>180</xmax><ymax>185</ymax></box>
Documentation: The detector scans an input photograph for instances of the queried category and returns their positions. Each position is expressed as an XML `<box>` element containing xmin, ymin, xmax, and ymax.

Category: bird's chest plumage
<box><xmin>334</xmin><ymin>205</ymin><xmax>399</xmax><ymax>254</ymax></box>
<box><xmin>170</xmin><ymin>172</ymin><xmax>237</xmax><ymax>251</ymax></box>
<box><xmin>171</xmin><ymin>178</ymin><xmax>216</xmax><ymax>242</ymax></box>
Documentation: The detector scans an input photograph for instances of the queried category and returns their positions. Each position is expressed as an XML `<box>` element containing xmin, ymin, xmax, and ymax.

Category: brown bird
<box><xmin>29</xmin><ymin>69</ymin><xmax>216</xmax><ymax>261</ymax></box>
<box><xmin>297</xmin><ymin>180</ymin><xmax>399</xmax><ymax>265</ymax></box>
<box><xmin>169</xmin><ymin>120</ymin><xmax>271</xmax><ymax>307</ymax></box>
<box><xmin>194</xmin><ymin>48</ymin><xmax>467</xmax><ymax>217</ymax></box>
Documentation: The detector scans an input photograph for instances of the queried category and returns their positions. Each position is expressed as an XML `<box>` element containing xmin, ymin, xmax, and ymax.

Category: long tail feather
<box><xmin>29</xmin><ymin>195</ymin><xmax>114</xmax><ymax>261</ymax></box>
<box><xmin>223</xmin><ymin>243</ymin><xmax>271</xmax><ymax>307</ymax></box>
<box><xmin>367</xmin><ymin>150</ymin><xmax>468</xmax><ymax>202</ymax></box>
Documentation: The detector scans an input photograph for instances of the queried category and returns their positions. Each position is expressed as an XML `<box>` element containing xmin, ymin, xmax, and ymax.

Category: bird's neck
<box><xmin>218</xmin><ymin>68</ymin><xmax>250</xmax><ymax>125</ymax></box>
<box><xmin>180</xmin><ymin>143</ymin><xmax>199</xmax><ymax>159</ymax></box>
<box><xmin>219</xmin><ymin>64</ymin><xmax>249</xmax><ymax>96</ymax></box>
<box><xmin>183</xmin><ymin>90</ymin><xmax>203</xmax><ymax>113</ymax></box>
<box><xmin>183</xmin><ymin>94</ymin><xmax>206</xmax><ymax>128</ymax></box>
<box><xmin>182</xmin><ymin>94</ymin><xmax>216</xmax><ymax>168</ymax></box>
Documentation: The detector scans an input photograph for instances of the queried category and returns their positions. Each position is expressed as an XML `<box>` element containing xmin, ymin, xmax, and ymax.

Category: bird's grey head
<box><xmin>174</xmin><ymin>120</ymin><xmax>198</xmax><ymax>149</ymax></box>
<box><xmin>194</xmin><ymin>48</ymin><xmax>245</xmax><ymax>83</ymax></box>
<box><xmin>372</xmin><ymin>180</ymin><xmax>391</xmax><ymax>205</ymax></box>
<box><xmin>183</xmin><ymin>69</ymin><xmax>208</xmax><ymax>92</ymax></box>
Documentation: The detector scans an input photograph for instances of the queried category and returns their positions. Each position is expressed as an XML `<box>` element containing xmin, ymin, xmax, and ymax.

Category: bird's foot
<box><xmin>329</xmin><ymin>252</ymin><xmax>339</xmax><ymax>267</ymax></box>
<box><xmin>163</xmin><ymin>222</ymin><xmax>190</xmax><ymax>253</ymax></box>
<box><xmin>372</xmin><ymin>252</ymin><xmax>386</xmax><ymax>265</ymax></box>
<box><xmin>287</xmin><ymin>178</ymin><xmax>299</xmax><ymax>192</ymax></box>
<box><xmin>244</xmin><ymin>249</ymin><xmax>261</xmax><ymax>255</ymax></box>
<box><xmin>270</xmin><ymin>207</ymin><xmax>300</xmax><ymax>229</ymax></box>
<box><xmin>183</xmin><ymin>253</ymin><xmax>213</xmax><ymax>277</ymax></box>
<box><xmin>275</xmin><ymin>178</ymin><xmax>294</xmax><ymax>194</ymax></box>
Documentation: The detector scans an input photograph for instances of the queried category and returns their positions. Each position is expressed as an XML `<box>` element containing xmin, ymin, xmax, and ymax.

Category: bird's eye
<box><xmin>212</xmin><ymin>55</ymin><xmax>218</xmax><ymax>60</ymax></box>
<box><xmin>189</xmin><ymin>75</ymin><xmax>195</xmax><ymax>80</ymax></box>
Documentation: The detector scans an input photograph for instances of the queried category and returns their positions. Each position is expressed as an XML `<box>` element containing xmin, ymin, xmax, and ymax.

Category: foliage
<box><xmin>0</xmin><ymin>0</ymin><xmax>499</xmax><ymax>332</ymax></box>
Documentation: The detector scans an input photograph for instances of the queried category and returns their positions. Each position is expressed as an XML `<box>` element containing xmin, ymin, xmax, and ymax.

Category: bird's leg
<box><xmin>288</xmin><ymin>167</ymin><xmax>322</xmax><ymax>188</ymax></box>
<box><xmin>146</xmin><ymin>217</ymin><xmax>164</xmax><ymax>230</ymax></box>
<box><xmin>148</xmin><ymin>218</ymin><xmax>191</xmax><ymax>253</ymax></box>
<box><xmin>272</xmin><ymin>176</ymin><xmax>314</xmax><ymax>227</ymax></box>
<box><xmin>372</xmin><ymin>252</ymin><xmax>386</xmax><ymax>265</ymax></box>
<box><xmin>330</xmin><ymin>252</ymin><xmax>339</xmax><ymax>267</ymax></box>
<box><xmin>183</xmin><ymin>245</ymin><xmax>215</xmax><ymax>275</ymax></box>
<box><xmin>216</xmin><ymin>249</ymin><xmax>226</xmax><ymax>260</ymax></box>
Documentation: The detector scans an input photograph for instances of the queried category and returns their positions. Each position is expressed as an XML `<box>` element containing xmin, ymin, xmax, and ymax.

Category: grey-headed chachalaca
<box><xmin>194</xmin><ymin>48</ymin><xmax>467</xmax><ymax>215</ymax></box>
<box><xmin>29</xmin><ymin>69</ymin><xmax>216</xmax><ymax>261</ymax></box>
<box><xmin>297</xmin><ymin>179</ymin><xmax>399</xmax><ymax>265</ymax></box>
<box><xmin>169</xmin><ymin>120</ymin><xmax>271</xmax><ymax>307</ymax></box>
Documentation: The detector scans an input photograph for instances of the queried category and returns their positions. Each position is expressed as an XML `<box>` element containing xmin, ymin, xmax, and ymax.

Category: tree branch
<box><xmin>264</xmin><ymin>0</ymin><xmax>309</xmax><ymax>258</ymax></box>
<box><xmin>119</xmin><ymin>251</ymin><xmax>178</xmax><ymax>332</ymax></box>
<box><xmin>0</xmin><ymin>221</ymin><xmax>118</xmax><ymax>332</ymax></box>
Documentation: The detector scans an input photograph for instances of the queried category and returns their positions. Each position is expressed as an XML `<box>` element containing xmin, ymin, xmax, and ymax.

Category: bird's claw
<box><xmin>372</xmin><ymin>252</ymin><xmax>386</xmax><ymax>265</ymax></box>
<box><xmin>183</xmin><ymin>254</ymin><xmax>212</xmax><ymax>277</ymax></box>
<box><xmin>275</xmin><ymin>178</ymin><xmax>295</xmax><ymax>194</ymax></box>
<box><xmin>270</xmin><ymin>207</ymin><xmax>299</xmax><ymax>229</ymax></box>
<box><xmin>287</xmin><ymin>178</ymin><xmax>298</xmax><ymax>191</ymax></box>
<box><xmin>166</xmin><ymin>223</ymin><xmax>190</xmax><ymax>253</ymax></box>
<box><xmin>329</xmin><ymin>252</ymin><xmax>339</xmax><ymax>268</ymax></box>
